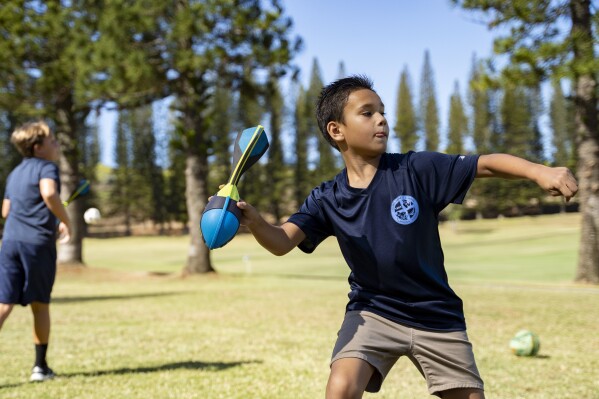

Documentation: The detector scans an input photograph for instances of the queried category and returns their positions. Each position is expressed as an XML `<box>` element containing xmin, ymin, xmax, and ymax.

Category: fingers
<box><xmin>57</xmin><ymin>222</ymin><xmax>71</xmax><ymax>244</ymax></box>
<box><xmin>58</xmin><ymin>233</ymin><xmax>71</xmax><ymax>244</ymax></box>
<box><xmin>549</xmin><ymin>168</ymin><xmax>578</xmax><ymax>202</ymax></box>
<box><xmin>560</xmin><ymin>169</ymin><xmax>578</xmax><ymax>201</ymax></box>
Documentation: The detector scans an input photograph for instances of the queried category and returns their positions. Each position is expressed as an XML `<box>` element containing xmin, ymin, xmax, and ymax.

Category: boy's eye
<box><xmin>362</xmin><ymin>111</ymin><xmax>385</xmax><ymax>117</ymax></box>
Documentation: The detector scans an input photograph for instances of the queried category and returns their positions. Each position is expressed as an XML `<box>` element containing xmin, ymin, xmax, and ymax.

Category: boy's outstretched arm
<box><xmin>236</xmin><ymin>200</ymin><xmax>306</xmax><ymax>256</ymax></box>
<box><xmin>476</xmin><ymin>154</ymin><xmax>578</xmax><ymax>201</ymax></box>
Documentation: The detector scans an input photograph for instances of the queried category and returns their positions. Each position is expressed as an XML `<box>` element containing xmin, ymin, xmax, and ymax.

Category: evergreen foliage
<box><xmin>293</xmin><ymin>85</ymin><xmax>311</xmax><ymax>207</ymax></box>
<box><xmin>453</xmin><ymin>0</ymin><xmax>598</xmax><ymax>282</ymax></box>
<box><xmin>236</xmin><ymin>65</ymin><xmax>266</xmax><ymax>209</ymax></box>
<box><xmin>446</xmin><ymin>81</ymin><xmax>468</xmax><ymax>154</ymax></box>
<box><xmin>0</xmin><ymin>0</ymin><xmax>103</xmax><ymax>264</ymax></box>
<box><xmin>549</xmin><ymin>79</ymin><xmax>577</xmax><ymax>170</ymax></box>
<box><xmin>265</xmin><ymin>71</ymin><xmax>287</xmax><ymax>223</ymax></box>
<box><xmin>419</xmin><ymin>50</ymin><xmax>440</xmax><ymax>151</ymax></box>
<box><xmin>394</xmin><ymin>67</ymin><xmax>418</xmax><ymax>153</ymax></box>
<box><xmin>207</xmin><ymin>85</ymin><xmax>235</xmax><ymax>192</ymax></box>
<box><xmin>1</xmin><ymin>1</ymin><xmax>595</xmax><ymax>278</ymax></box>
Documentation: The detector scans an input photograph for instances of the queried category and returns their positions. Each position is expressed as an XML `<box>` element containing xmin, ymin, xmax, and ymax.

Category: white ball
<box><xmin>84</xmin><ymin>207</ymin><xmax>101</xmax><ymax>224</ymax></box>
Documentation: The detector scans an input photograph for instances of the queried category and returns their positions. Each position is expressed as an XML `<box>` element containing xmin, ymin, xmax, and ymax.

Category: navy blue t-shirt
<box><xmin>3</xmin><ymin>158</ymin><xmax>60</xmax><ymax>245</ymax></box>
<box><xmin>288</xmin><ymin>152</ymin><xmax>479</xmax><ymax>331</ymax></box>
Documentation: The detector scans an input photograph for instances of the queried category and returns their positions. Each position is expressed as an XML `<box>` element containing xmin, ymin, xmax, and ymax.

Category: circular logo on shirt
<box><xmin>391</xmin><ymin>195</ymin><xmax>419</xmax><ymax>225</ymax></box>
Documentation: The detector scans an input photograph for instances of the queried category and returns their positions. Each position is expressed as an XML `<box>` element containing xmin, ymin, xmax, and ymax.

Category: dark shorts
<box><xmin>0</xmin><ymin>240</ymin><xmax>57</xmax><ymax>305</ymax></box>
<box><xmin>331</xmin><ymin>310</ymin><xmax>484</xmax><ymax>396</ymax></box>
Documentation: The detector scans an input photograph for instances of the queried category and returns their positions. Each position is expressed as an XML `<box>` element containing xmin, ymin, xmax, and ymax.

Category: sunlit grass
<box><xmin>0</xmin><ymin>213</ymin><xmax>596</xmax><ymax>398</ymax></box>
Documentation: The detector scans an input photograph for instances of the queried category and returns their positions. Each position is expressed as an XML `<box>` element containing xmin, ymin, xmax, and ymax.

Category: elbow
<box><xmin>269</xmin><ymin>243</ymin><xmax>295</xmax><ymax>256</ymax></box>
<box><xmin>270</xmin><ymin>248</ymin><xmax>291</xmax><ymax>257</ymax></box>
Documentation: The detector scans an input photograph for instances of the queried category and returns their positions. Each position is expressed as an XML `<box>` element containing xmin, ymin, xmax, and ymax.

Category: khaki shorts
<box><xmin>331</xmin><ymin>310</ymin><xmax>484</xmax><ymax>396</ymax></box>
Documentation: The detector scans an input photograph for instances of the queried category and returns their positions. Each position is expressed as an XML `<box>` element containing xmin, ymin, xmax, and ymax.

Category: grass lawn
<box><xmin>0</xmin><ymin>213</ymin><xmax>597</xmax><ymax>398</ymax></box>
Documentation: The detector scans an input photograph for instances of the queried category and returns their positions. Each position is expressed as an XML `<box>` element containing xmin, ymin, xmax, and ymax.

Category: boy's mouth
<box><xmin>375</xmin><ymin>132</ymin><xmax>388</xmax><ymax>138</ymax></box>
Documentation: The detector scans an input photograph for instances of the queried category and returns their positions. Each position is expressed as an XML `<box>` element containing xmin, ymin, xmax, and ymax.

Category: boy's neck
<box><xmin>343</xmin><ymin>154</ymin><xmax>382</xmax><ymax>189</ymax></box>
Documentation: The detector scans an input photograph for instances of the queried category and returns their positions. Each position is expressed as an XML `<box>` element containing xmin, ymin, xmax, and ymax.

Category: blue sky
<box><xmin>99</xmin><ymin>1</ymin><xmax>499</xmax><ymax>165</ymax></box>
<box><xmin>283</xmin><ymin>0</ymin><xmax>498</xmax><ymax>152</ymax></box>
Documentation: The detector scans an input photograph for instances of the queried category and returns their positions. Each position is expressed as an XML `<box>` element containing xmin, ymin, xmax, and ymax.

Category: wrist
<box><xmin>527</xmin><ymin>163</ymin><xmax>546</xmax><ymax>184</ymax></box>
<box><xmin>245</xmin><ymin>215</ymin><xmax>263</xmax><ymax>230</ymax></box>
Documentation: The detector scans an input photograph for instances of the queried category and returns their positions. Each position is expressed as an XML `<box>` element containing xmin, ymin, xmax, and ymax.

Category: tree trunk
<box><xmin>55</xmin><ymin>105</ymin><xmax>85</xmax><ymax>266</ymax></box>
<box><xmin>183</xmin><ymin>152</ymin><xmax>214</xmax><ymax>274</ymax></box>
<box><xmin>571</xmin><ymin>0</ymin><xmax>599</xmax><ymax>283</ymax></box>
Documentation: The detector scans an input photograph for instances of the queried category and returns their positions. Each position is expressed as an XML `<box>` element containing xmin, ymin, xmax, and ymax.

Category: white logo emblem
<box><xmin>391</xmin><ymin>195</ymin><xmax>419</xmax><ymax>225</ymax></box>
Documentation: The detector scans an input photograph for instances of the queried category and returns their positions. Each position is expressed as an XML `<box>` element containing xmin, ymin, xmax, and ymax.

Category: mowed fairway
<box><xmin>0</xmin><ymin>213</ymin><xmax>597</xmax><ymax>398</ymax></box>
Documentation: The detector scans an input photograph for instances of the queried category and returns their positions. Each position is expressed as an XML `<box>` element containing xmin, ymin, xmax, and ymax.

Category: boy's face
<box><xmin>34</xmin><ymin>133</ymin><xmax>60</xmax><ymax>162</ymax></box>
<box><xmin>331</xmin><ymin>89</ymin><xmax>388</xmax><ymax>157</ymax></box>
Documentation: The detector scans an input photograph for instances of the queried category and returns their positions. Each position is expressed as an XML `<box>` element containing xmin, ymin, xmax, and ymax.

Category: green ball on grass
<box><xmin>509</xmin><ymin>330</ymin><xmax>541</xmax><ymax>356</ymax></box>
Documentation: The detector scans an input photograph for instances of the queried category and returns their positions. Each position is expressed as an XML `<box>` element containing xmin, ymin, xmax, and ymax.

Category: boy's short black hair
<box><xmin>316</xmin><ymin>75</ymin><xmax>375</xmax><ymax>151</ymax></box>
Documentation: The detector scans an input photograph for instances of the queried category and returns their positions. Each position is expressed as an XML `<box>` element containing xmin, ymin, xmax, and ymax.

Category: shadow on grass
<box><xmin>0</xmin><ymin>360</ymin><xmax>259</xmax><ymax>390</ymax></box>
<box><xmin>227</xmin><ymin>272</ymin><xmax>346</xmax><ymax>281</ymax></box>
<box><xmin>532</xmin><ymin>354</ymin><xmax>551</xmax><ymax>359</ymax></box>
<box><xmin>52</xmin><ymin>291</ymin><xmax>183</xmax><ymax>304</ymax></box>
<box><xmin>62</xmin><ymin>360</ymin><xmax>260</xmax><ymax>378</ymax></box>
<box><xmin>0</xmin><ymin>383</ymin><xmax>22</xmax><ymax>390</ymax></box>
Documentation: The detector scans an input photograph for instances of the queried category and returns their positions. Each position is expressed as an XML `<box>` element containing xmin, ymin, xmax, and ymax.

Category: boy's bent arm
<box><xmin>477</xmin><ymin>154</ymin><xmax>578</xmax><ymax>201</ymax></box>
<box><xmin>248</xmin><ymin>219</ymin><xmax>305</xmax><ymax>256</ymax></box>
<box><xmin>40</xmin><ymin>178</ymin><xmax>71</xmax><ymax>228</ymax></box>
<box><xmin>237</xmin><ymin>201</ymin><xmax>306</xmax><ymax>256</ymax></box>
<box><xmin>1</xmin><ymin>199</ymin><xmax>9</xmax><ymax>218</ymax></box>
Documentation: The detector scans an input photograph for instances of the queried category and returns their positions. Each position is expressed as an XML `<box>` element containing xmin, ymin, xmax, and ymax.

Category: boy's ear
<box><xmin>327</xmin><ymin>121</ymin><xmax>344</xmax><ymax>144</ymax></box>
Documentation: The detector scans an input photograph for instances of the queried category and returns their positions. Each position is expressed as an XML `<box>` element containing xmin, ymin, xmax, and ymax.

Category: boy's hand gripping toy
<box><xmin>200</xmin><ymin>125</ymin><xmax>269</xmax><ymax>249</ymax></box>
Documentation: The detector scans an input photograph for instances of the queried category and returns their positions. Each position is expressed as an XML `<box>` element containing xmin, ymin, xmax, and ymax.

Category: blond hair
<box><xmin>10</xmin><ymin>121</ymin><xmax>52</xmax><ymax>157</ymax></box>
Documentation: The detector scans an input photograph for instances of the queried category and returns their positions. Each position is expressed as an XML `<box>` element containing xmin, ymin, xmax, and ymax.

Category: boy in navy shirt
<box><xmin>0</xmin><ymin>121</ymin><xmax>71</xmax><ymax>382</ymax></box>
<box><xmin>236</xmin><ymin>76</ymin><xmax>578</xmax><ymax>398</ymax></box>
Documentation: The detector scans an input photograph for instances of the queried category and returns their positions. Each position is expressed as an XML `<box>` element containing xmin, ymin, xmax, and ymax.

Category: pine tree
<box><xmin>0</xmin><ymin>1</ymin><xmax>103</xmax><ymax>265</ymax></box>
<box><xmin>130</xmin><ymin>105</ymin><xmax>166</xmax><ymax>230</ymax></box>
<box><xmin>265</xmin><ymin>70</ymin><xmax>287</xmax><ymax>223</ymax></box>
<box><xmin>446</xmin><ymin>82</ymin><xmax>468</xmax><ymax>154</ymax></box>
<box><xmin>236</xmin><ymin>65</ymin><xmax>266</xmax><ymax>208</ymax></box>
<box><xmin>500</xmin><ymin>83</ymin><xmax>544</xmax><ymax>214</ymax></box>
<box><xmin>91</xmin><ymin>0</ymin><xmax>300</xmax><ymax>274</ymax></box>
<box><xmin>419</xmin><ymin>50</ymin><xmax>440</xmax><ymax>151</ymax></box>
<box><xmin>336</xmin><ymin>61</ymin><xmax>347</xmax><ymax>80</ymax></box>
<box><xmin>394</xmin><ymin>67</ymin><xmax>418</xmax><ymax>153</ymax></box>
<box><xmin>165</xmin><ymin>138</ymin><xmax>188</xmax><ymax>229</ymax></box>
<box><xmin>466</xmin><ymin>56</ymin><xmax>502</xmax><ymax>218</ymax></box>
<box><xmin>468</xmin><ymin>56</ymin><xmax>493</xmax><ymax>154</ymax></box>
<box><xmin>453</xmin><ymin>0</ymin><xmax>599</xmax><ymax>282</ymax></box>
<box><xmin>549</xmin><ymin>78</ymin><xmax>576</xmax><ymax>170</ymax></box>
<box><xmin>112</xmin><ymin>111</ymin><xmax>134</xmax><ymax>236</ymax></box>
<box><xmin>0</xmin><ymin>113</ymin><xmax>22</xmax><ymax>205</ymax></box>
<box><xmin>207</xmin><ymin>85</ymin><xmax>234</xmax><ymax>192</ymax></box>
<box><xmin>306</xmin><ymin>59</ymin><xmax>337</xmax><ymax>183</ymax></box>
<box><xmin>294</xmin><ymin>85</ymin><xmax>310</xmax><ymax>207</ymax></box>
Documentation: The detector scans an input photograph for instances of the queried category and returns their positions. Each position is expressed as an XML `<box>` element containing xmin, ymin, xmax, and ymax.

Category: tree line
<box><xmin>0</xmin><ymin>1</ymin><xmax>597</xmax><ymax>282</ymax></box>
<box><xmin>98</xmin><ymin>51</ymin><xmax>578</xmax><ymax>228</ymax></box>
